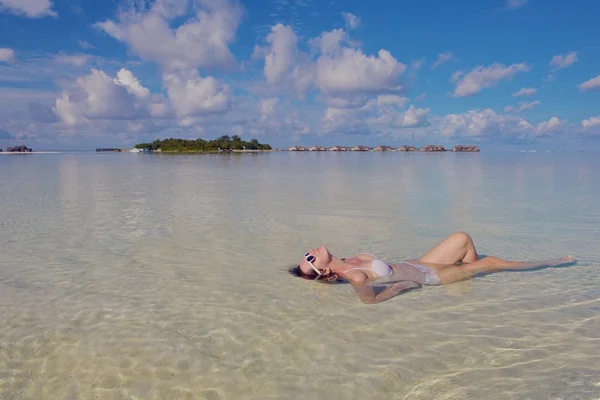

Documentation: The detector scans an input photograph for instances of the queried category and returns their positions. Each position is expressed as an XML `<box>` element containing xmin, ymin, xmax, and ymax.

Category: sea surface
<box><xmin>0</xmin><ymin>151</ymin><xmax>599</xmax><ymax>400</ymax></box>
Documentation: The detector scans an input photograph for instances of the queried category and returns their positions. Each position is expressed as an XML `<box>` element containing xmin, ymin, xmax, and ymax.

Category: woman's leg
<box><xmin>434</xmin><ymin>255</ymin><xmax>575</xmax><ymax>285</ymax></box>
<box><xmin>418</xmin><ymin>231</ymin><xmax>480</xmax><ymax>265</ymax></box>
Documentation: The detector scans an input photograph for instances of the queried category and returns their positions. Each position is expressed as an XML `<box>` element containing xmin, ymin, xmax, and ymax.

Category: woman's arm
<box><xmin>350</xmin><ymin>277</ymin><xmax>421</xmax><ymax>304</ymax></box>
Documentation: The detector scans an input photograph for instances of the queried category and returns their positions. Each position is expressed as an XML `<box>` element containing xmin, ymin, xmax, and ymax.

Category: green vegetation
<box><xmin>135</xmin><ymin>135</ymin><xmax>272</xmax><ymax>152</ymax></box>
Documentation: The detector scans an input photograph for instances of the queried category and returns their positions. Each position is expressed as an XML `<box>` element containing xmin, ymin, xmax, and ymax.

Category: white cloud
<box><xmin>582</xmin><ymin>116</ymin><xmax>600</xmax><ymax>128</ymax></box>
<box><xmin>377</xmin><ymin>95</ymin><xmax>408</xmax><ymax>107</ymax></box>
<box><xmin>534</xmin><ymin>116</ymin><xmax>563</xmax><ymax>137</ymax></box>
<box><xmin>451</xmin><ymin>62</ymin><xmax>530</xmax><ymax>97</ymax></box>
<box><xmin>315</xmin><ymin>48</ymin><xmax>406</xmax><ymax>96</ymax></box>
<box><xmin>506</xmin><ymin>0</ymin><xmax>529</xmax><ymax>10</ymax></box>
<box><xmin>260</xmin><ymin>98</ymin><xmax>279</xmax><ymax>116</ymax></box>
<box><xmin>504</xmin><ymin>100</ymin><xmax>541</xmax><ymax>113</ymax></box>
<box><xmin>263</xmin><ymin>24</ymin><xmax>298</xmax><ymax>85</ymax></box>
<box><xmin>163</xmin><ymin>69</ymin><xmax>231</xmax><ymax>118</ymax></box>
<box><xmin>398</xmin><ymin>105</ymin><xmax>430</xmax><ymax>128</ymax></box>
<box><xmin>255</xmin><ymin>23</ymin><xmax>315</xmax><ymax>97</ymax></box>
<box><xmin>320</xmin><ymin>98</ymin><xmax>428</xmax><ymax>135</ymax></box>
<box><xmin>252</xmin><ymin>97</ymin><xmax>309</xmax><ymax>135</ymax></box>
<box><xmin>513</xmin><ymin>87</ymin><xmax>536</xmax><ymax>97</ymax></box>
<box><xmin>341</xmin><ymin>12</ymin><xmax>360</xmax><ymax>30</ymax></box>
<box><xmin>114</xmin><ymin>68</ymin><xmax>151</xmax><ymax>99</ymax></box>
<box><xmin>95</xmin><ymin>0</ymin><xmax>243</xmax><ymax>71</ymax></box>
<box><xmin>0</xmin><ymin>0</ymin><xmax>56</xmax><ymax>18</ymax></box>
<box><xmin>257</xmin><ymin>24</ymin><xmax>406</xmax><ymax>99</ymax></box>
<box><xmin>549</xmin><ymin>52</ymin><xmax>578</xmax><ymax>71</ymax></box>
<box><xmin>0</xmin><ymin>48</ymin><xmax>15</xmax><ymax>63</ymax></box>
<box><xmin>577</xmin><ymin>75</ymin><xmax>600</xmax><ymax>92</ymax></box>
<box><xmin>54</xmin><ymin>54</ymin><xmax>90</xmax><ymax>67</ymax></box>
<box><xmin>53</xmin><ymin>69</ymin><xmax>146</xmax><ymax>126</ymax></box>
<box><xmin>320</xmin><ymin>105</ymin><xmax>370</xmax><ymax>135</ymax></box>
<box><xmin>431</xmin><ymin>52</ymin><xmax>455</xmax><ymax>69</ymax></box>
<box><xmin>310</xmin><ymin>28</ymin><xmax>346</xmax><ymax>56</ymax></box>
<box><xmin>439</xmin><ymin>108</ymin><xmax>561</xmax><ymax>139</ymax></box>
<box><xmin>325</xmin><ymin>96</ymin><xmax>368</xmax><ymax>109</ymax></box>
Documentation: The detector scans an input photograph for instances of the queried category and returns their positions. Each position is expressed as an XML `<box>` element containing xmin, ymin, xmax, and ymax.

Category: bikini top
<box><xmin>345</xmin><ymin>253</ymin><xmax>394</xmax><ymax>279</ymax></box>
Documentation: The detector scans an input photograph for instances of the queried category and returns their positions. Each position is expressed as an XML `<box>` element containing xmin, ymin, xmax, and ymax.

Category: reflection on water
<box><xmin>0</xmin><ymin>152</ymin><xmax>599</xmax><ymax>399</ymax></box>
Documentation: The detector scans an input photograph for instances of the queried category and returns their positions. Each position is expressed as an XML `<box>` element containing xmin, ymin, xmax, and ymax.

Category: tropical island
<box><xmin>134</xmin><ymin>135</ymin><xmax>272</xmax><ymax>153</ymax></box>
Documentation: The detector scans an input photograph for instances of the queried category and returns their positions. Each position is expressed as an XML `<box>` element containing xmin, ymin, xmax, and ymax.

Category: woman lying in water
<box><xmin>289</xmin><ymin>231</ymin><xmax>575</xmax><ymax>304</ymax></box>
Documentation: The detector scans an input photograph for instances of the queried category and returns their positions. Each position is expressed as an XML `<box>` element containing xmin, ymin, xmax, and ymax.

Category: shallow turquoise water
<box><xmin>0</xmin><ymin>151</ymin><xmax>599</xmax><ymax>399</ymax></box>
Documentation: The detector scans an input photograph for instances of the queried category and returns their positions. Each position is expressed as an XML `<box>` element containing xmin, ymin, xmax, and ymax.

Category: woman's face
<box><xmin>298</xmin><ymin>245</ymin><xmax>333</xmax><ymax>276</ymax></box>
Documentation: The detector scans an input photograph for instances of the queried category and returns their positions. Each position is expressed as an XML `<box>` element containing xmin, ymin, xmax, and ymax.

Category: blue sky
<box><xmin>0</xmin><ymin>0</ymin><xmax>599</xmax><ymax>150</ymax></box>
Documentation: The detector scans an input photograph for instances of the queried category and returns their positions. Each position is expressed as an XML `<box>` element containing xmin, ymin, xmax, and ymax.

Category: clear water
<box><xmin>0</xmin><ymin>152</ymin><xmax>599</xmax><ymax>400</ymax></box>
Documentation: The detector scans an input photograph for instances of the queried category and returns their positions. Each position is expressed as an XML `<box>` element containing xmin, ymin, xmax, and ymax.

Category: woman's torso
<box><xmin>343</xmin><ymin>253</ymin><xmax>427</xmax><ymax>283</ymax></box>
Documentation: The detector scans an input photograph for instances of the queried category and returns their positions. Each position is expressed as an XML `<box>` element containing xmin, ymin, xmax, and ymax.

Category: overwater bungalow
<box><xmin>396</xmin><ymin>145</ymin><xmax>417</xmax><ymax>152</ymax></box>
<box><xmin>452</xmin><ymin>145</ymin><xmax>480</xmax><ymax>152</ymax></box>
<box><xmin>351</xmin><ymin>145</ymin><xmax>371</xmax><ymax>151</ymax></box>
<box><xmin>288</xmin><ymin>146</ymin><xmax>308</xmax><ymax>151</ymax></box>
<box><xmin>420</xmin><ymin>144</ymin><xmax>446</xmax><ymax>152</ymax></box>
<box><xmin>309</xmin><ymin>146</ymin><xmax>327</xmax><ymax>151</ymax></box>
<box><xmin>373</xmin><ymin>145</ymin><xmax>393</xmax><ymax>151</ymax></box>
<box><xmin>329</xmin><ymin>146</ymin><xmax>348</xmax><ymax>151</ymax></box>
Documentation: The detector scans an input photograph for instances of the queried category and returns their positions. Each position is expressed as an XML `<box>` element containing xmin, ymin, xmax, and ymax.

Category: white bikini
<box><xmin>346</xmin><ymin>253</ymin><xmax>441</xmax><ymax>285</ymax></box>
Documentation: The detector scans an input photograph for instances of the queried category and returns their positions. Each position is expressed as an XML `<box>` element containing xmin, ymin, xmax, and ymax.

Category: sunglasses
<box><xmin>304</xmin><ymin>252</ymin><xmax>322</xmax><ymax>277</ymax></box>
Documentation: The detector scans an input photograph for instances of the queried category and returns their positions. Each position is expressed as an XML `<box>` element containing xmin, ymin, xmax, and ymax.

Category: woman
<box><xmin>289</xmin><ymin>231</ymin><xmax>575</xmax><ymax>304</ymax></box>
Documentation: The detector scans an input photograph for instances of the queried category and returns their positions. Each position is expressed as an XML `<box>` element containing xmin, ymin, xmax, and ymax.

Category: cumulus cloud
<box><xmin>251</xmin><ymin>97</ymin><xmax>309</xmax><ymax>135</ymax></box>
<box><xmin>263</xmin><ymin>24</ymin><xmax>298</xmax><ymax>85</ymax></box>
<box><xmin>504</xmin><ymin>100</ymin><xmax>541</xmax><ymax>113</ymax></box>
<box><xmin>397</xmin><ymin>105</ymin><xmax>430</xmax><ymax>128</ymax></box>
<box><xmin>320</xmin><ymin>105</ymin><xmax>370</xmax><ymax>135</ymax></box>
<box><xmin>513</xmin><ymin>87</ymin><xmax>536</xmax><ymax>97</ymax></box>
<box><xmin>506</xmin><ymin>0</ymin><xmax>529</xmax><ymax>10</ymax></box>
<box><xmin>577</xmin><ymin>75</ymin><xmax>600</xmax><ymax>92</ymax></box>
<box><xmin>534</xmin><ymin>116</ymin><xmax>563</xmax><ymax>137</ymax></box>
<box><xmin>0</xmin><ymin>0</ymin><xmax>56</xmax><ymax>18</ymax></box>
<box><xmin>254</xmin><ymin>23</ymin><xmax>314</xmax><ymax>97</ymax></box>
<box><xmin>580</xmin><ymin>116</ymin><xmax>600</xmax><ymax>136</ymax></box>
<box><xmin>581</xmin><ymin>116</ymin><xmax>600</xmax><ymax>129</ymax></box>
<box><xmin>321</xmin><ymin>97</ymin><xmax>428</xmax><ymax>135</ymax></box>
<box><xmin>163</xmin><ymin>69</ymin><xmax>231</xmax><ymax>118</ymax></box>
<box><xmin>549</xmin><ymin>52</ymin><xmax>578</xmax><ymax>71</ymax></box>
<box><xmin>315</xmin><ymin>48</ymin><xmax>406</xmax><ymax>96</ymax></box>
<box><xmin>0</xmin><ymin>48</ymin><xmax>15</xmax><ymax>63</ymax></box>
<box><xmin>309</xmin><ymin>28</ymin><xmax>347</xmax><ymax>56</ymax></box>
<box><xmin>431</xmin><ymin>52</ymin><xmax>455</xmax><ymax>69</ymax></box>
<box><xmin>439</xmin><ymin>109</ymin><xmax>561</xmax><ymax>140</ymax></box>
<box><xmin>451</xmin><ymin>62</ymin><xmax>530</xmax><ymax>97</ymax></box>
<box><xmin>53</xmin><ymin>68</ymin><xmax>150</xmax><ymax>126</ymax></box>
<box><xmin>95</xmin><ymin>0</ymin><xmax>243</xmax><ymax>71</ymax></box>
<box><xmin>115</xmin><ymin>68</ymin><xmax>151</xmax><ymax>98</ymax></box>
<box><xmin>341</xmin><ymin>12</ymin><xmax>360</xmax><ymax>29</ymax></box>
<box><xmin>256</xmin><ymin>24</ymin><xmax>406</xmax><ymax>99</ymax></box>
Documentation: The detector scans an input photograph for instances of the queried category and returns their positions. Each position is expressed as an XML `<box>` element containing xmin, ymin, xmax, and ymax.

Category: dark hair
<box><xmin>288</xmin><ymin>265</ymin><xmax>346</xmax><ymax>284</ymax></box>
